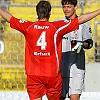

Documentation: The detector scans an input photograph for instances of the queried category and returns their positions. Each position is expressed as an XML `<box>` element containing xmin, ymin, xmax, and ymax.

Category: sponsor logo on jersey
<box><xmin>34</xmin><ymin>52</ymin><xmax>50</xmax><ymax>56</ymax></box>
<box><xmin>19</xmin><ymin>20</ymin><xmax>27</xmax><ymax>23</ymax></box>
<box><xmin>34</xmin><ymin>25</ymin><xmax>49</xmax><ymax>29</ymax></box>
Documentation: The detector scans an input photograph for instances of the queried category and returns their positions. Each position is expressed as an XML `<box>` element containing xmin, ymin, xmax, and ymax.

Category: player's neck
<box><xmin>68</xmin><ymin>14</ymin><xmax>78</xmax><ymax>20</ymax></box>
<box><xmin>38</xmin><ymin>18</ymin><xmax>48</xmax><ymax>21</ymax></box>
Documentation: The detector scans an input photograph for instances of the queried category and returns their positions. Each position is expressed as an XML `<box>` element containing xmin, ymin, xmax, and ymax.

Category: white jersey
<box><xmin>60</xmin><ymin>18</ymin><xmax>92</xmax><ymax>77</ymax></box>
<box><xmin>62</xmin><ymin>22</ymin><xmax>92</xmax><ymax>52</ymax></box>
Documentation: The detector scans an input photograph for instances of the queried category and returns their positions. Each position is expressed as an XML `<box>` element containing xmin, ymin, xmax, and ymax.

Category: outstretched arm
<box><xmin>78</xmin><ymin>9</ymin><xmax>100</xmax><ymax>24</ymax></box>
<box><xmin>0</xmin><ymin>7</ymin><xmax>100</xmax><ymax>24</ymax></box>
<box><xmin>0</xmin><ymin>8</ymin><xmax>12</xmax><ymax>23</ymax></box>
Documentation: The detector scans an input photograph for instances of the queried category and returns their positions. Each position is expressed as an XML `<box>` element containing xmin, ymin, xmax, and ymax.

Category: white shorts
<box><xmin>61</xmin><ymin>64</ymin><xmax>85</xmax><ymax>98</ymax></box>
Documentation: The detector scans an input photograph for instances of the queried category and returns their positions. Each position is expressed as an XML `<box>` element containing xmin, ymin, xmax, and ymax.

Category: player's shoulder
<box><xmin>81</xmin><ymin>21</ymin><xmax>90</xmax><ymax>27</ymax></box>
<box><xmin>54</xmin><ymin>18</ymin><xmax>65</xmax><ymax>21</ymax></box>
<box><xmin>51</xmin><ymin>18</ymin><xmax>68</xmax><ymax>26</ymax></box>
<box><xmin>54</xmin><ymin>17</ymin><xmax>69</xmax><ymax>22</ymax></box>
<box><xmin>12</xmin><ymin>16</ymin><xmax>32</xmax><ymax>23</ymax></box>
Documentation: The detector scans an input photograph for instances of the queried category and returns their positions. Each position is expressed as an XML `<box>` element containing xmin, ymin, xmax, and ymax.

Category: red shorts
<box><xmin>26</xmin><ymin>74</ymin><xmax>62</xmax><ymax>100</ymax></box>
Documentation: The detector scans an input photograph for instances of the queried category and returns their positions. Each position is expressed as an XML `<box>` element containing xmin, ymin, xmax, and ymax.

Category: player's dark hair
<box><xmin>61</xmin><ymin>0</ymin><xmax>77</xmax><ymax>7</ymax></box>
<box><xmin>36</xmin><ymin>0</ymin><xmax>51</xmax><ymax>20</ymax></box>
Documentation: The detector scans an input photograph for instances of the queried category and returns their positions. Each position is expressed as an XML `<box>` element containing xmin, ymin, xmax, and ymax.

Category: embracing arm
<box><xmin>0</xmin><ymin>8</ymin><xmax>12</xmax><ymax>23</ymax></box>
<box><xmin>78</xmin><ymin>9</ymin><xmax>100</xmax><ymax>24</ymax></box>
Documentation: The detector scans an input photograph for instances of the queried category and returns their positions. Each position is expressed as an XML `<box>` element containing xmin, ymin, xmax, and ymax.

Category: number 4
<box><xmin>36</xmin><ymin>31</ymin><xmax>47</xmax><ymax>50</ymax></box>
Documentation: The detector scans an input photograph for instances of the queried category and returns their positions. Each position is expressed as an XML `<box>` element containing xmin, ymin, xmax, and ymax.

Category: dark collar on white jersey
<box><xmin>65</xmin><ymin>15</ymin><xmax>78</xmax><ymax>20</ymax></box>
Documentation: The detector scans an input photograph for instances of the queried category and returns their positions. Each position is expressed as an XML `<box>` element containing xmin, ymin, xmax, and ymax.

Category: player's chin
<box><xmin>64</xmin><ymin>13</ymin><xmax>70</xmax><ymax>17</ymax></box>
<box><xmin>65</xmin><ymin>16</ymin><xmax>71</xmax><ymax>20</ymax></box>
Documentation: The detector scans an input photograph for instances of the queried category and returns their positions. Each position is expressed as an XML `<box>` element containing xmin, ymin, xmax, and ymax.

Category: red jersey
<box><xmin>10</xmin><ymin>16</ymin><xmax>79</xmax><ymax>76</ymax></box>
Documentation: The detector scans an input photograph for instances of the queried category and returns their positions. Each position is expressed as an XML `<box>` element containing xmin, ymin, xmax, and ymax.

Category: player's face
<box><xmin>62</xmin><ymin>3</ymin><xmax>77</xmax><ymax>19</ymax></box>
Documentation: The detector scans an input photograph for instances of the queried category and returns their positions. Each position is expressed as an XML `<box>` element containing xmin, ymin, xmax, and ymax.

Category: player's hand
<box><xmin>71</xmin><ymin>41</ymin><xmax>83</xmax><ymax>53</ymax></box>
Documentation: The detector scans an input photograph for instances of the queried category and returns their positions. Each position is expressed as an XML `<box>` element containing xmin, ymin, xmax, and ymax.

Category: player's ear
<box><xmin>75</xmin><ymin>4</ymin><xmax>78</xmax><ymax>10</ymax></box>
<box><xmin>49</xmin><ymin>11</ymin><xmax>51</xmax><ymax>15</ymax></box>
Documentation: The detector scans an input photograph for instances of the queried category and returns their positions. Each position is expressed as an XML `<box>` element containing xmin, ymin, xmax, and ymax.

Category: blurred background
<box><xmin>0</xmin><ymin>0</ymin><xmax>100</xmax><ymax>100</ymax></box>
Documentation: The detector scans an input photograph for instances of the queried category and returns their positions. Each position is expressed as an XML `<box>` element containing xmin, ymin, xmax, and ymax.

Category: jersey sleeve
<box><xmin>10</xmin><ymin>16</ymin><xmax>33</xmax><ymax>34</ymax></box>
<box><xmin>63</xmin><ymin>18</ymin><xmax>79</xmax><ymax>34</ymax></box>
<box><xmin>82</xmin><ymin>22</ymin><xmax>92</xmax><ymax>41</ymax></box>
<box><xmin>56</xmin><ymin>18</ymin><xmax>79</xmax><ymax>38</ymax></box>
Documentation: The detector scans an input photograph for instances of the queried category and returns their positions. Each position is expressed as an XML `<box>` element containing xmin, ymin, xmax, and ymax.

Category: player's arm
<box><xmin>82</xmin><ymin>22</ymin><xmax>93</xmax><ymax>49</ymax></box>
<box><xmin>0</xmin><ymin>8</ymin><xmax>12</xmax><ymax>23</ymax></box>
<box><xmin>78</xmin><ymin>9</ymin><xmax>100</xmax><ymax>24</ymax></box>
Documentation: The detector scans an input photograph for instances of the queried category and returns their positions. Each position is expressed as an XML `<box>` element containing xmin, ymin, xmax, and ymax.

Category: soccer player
<box><xmin>60</xmin><ymin>0</ymin><xmax>93</xmax><ymax>100</ymax></box>
<box><xmin>0</xmin><ymin>0</ymin><xmax>100</xmax><ymax>100</ymax></box>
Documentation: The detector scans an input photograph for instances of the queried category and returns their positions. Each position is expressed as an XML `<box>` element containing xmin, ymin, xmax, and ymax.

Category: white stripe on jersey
<box><xmin>54</xmin><ymin>20</ymin><xmax>71</xmax><ymax>67</ymax></box>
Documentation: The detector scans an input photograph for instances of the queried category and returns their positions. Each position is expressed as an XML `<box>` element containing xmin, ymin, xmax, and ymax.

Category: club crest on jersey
<box><xmin>73</xmin><ymin>30</ymin><xmax>78</xmax><ymax>35</ymax></box>
<box><xmin>19</xmin><ymin>20</ymin><xmax>27</xmax><ymax>23</ymax></box>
